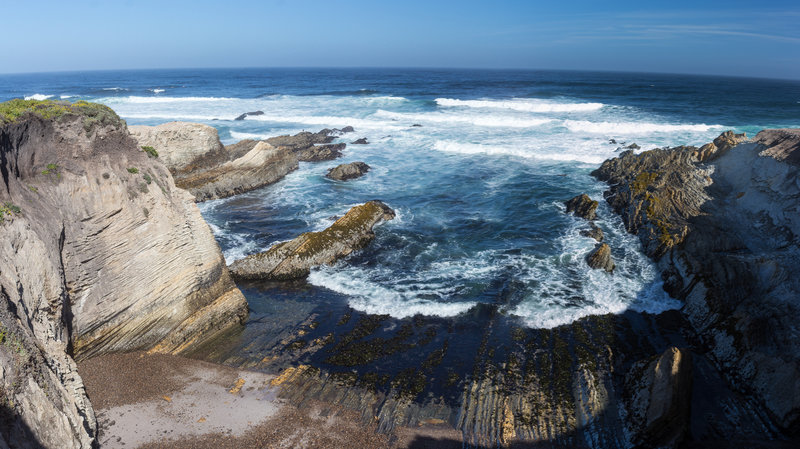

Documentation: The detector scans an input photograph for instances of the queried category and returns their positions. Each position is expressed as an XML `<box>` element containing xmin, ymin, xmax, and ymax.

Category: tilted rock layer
<box><xmin>229</xmin><ymin>201</ymin><xmax>395</xmax><ymax>280</ymax></box>
<box><xmin>593</xmin><ymin>130</ymin><xmax>800</xmax><ymax>432</ymax></box>
<box><xmin>0</xmin><ymin>101</ymin><xmax>248</xmax><ymax>447</ymax></box>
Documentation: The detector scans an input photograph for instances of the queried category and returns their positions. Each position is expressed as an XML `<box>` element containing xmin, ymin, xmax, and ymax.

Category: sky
<box><xmin>1</xmin><ymin>0</ymin><xmax>798</xmax><ymax>79</ymax></box>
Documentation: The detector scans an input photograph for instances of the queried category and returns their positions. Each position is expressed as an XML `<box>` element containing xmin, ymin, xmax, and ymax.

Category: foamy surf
<box><xmin>436</xmin><ymin>97</ymin><xmax>604</xmax><ymax>113</ymax></box>
<box><xmin>24</xmin><ymin>94</ymin><xmax>53</xmax><ymax>101</ymax></box>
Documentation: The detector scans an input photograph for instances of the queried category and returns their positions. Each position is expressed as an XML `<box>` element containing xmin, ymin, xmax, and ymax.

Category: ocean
<box><xmin>3</xmin><ymin>68</ymin><xmax>799</xmax><ymax>331</ymax></box>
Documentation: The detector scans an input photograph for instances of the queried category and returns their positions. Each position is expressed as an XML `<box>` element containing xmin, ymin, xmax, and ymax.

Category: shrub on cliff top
<box><xmin>0</xmin><ymin>99</ymin><xmax>123</xmax><ymax>133</ymax></box>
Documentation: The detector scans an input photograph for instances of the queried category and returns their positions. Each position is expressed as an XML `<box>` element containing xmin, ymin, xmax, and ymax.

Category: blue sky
<box><xmin>2</xmin><ymin>0</ymin><xmax>798</xmax><ymax>79</ymax></box>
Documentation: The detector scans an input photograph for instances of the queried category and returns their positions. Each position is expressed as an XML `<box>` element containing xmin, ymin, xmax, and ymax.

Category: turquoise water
<box><xmin>4</xmin><ymin>68</ymin><xmax>799</xmax><ymax>328</ymax></box>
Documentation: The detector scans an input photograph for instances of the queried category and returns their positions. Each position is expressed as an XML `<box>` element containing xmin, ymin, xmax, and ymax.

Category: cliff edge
<box><xmin>0</xmin><ymin>100</ymin><xmax>248</xmax><ymax>447</ymax></box>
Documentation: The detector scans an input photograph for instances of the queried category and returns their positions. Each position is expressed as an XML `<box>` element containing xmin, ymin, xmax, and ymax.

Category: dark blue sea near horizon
<box><xmin>3</xmin><ymin>68</ymin><xmax>799</xmax><ymax>328</ymax></box>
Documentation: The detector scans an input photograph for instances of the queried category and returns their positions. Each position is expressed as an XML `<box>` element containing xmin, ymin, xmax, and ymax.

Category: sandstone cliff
<box><xmin>130</xmin><ymin>124</ymin><xmax>346</xmax><ymax>201</ymax></box>
<box><xmin>0</xmin><ymin>100</ymin><xmax>248</xmax><ymax>447</ymax></box>
<box><xmin>593</xmin><ymin>129</ymin><xmax>800</xmax><ymax>433</ymax></box>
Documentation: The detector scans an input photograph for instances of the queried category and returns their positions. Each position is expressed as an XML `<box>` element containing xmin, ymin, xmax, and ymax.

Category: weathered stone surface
<box><xmin>0</xmin><ymin>102</ymin><xmax>248</xmax><ymax>447</ymax></box>
<box><xmin>624</xmin><ymin>347</ymin><xmax>692</xmax><ymax>448</ymax></box>
<box><xmin>296</xmin><ymin>143</ymin><xmax>345</xmax><ymax>162</ymax></box>
<box><xmin>129</xmin><ymin>121</ymin><xmax>229</xmax><ymax>177</ymax></box>
<box><xmin>586</xmin><ymin>243</ymin><xmax>615</xmax><ymax>272</ymax></box>
<box><xmin>326</xmin><ymin>161</ymin><xmax>370</xmax><ymax>181</ymax></box>
<box><xmin>225</xmin><ymin>138</ymin><xmax>260</xmax><ymax>160</ymax></box>
<box><xmin>755</xmin><ymin>128</ymin><xmax>800</xmax><ymax>166</ymax></box>
<box><xmin>580</xmin><ymin>224</ymin><xmax>604</xmax><ymax>242</ymax></box>
<box><xmin>594</xmin><ymin>129</ymin><xmax>800</xmax><ymax>432</ymax></box>
<box><xmin>229</xmin><ymin>201</ymin><xmax>395</xmax><ymax>280</ymax></box>
<box><xmin>351</xmin><ymin>138</ymin><xmax>369</xmax><ymax>145</ymax></box>
<box><xmin>178</xmin><ymin>141</ymin><xmax>298</xmax><ymax>202</ymax></box>
<box><xmin>565</xmin><ymin>194</ymin><xmax>599</xmax><ymax>220</ymax></box>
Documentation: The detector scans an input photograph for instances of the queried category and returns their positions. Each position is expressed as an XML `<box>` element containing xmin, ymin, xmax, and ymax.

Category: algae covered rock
<box><xmin>580</xmin><ymin>223</ymin><xmax>604</xmax><ymax>242</ymax></box>
<box><xmin>229</xmin><ymin>201</ymin><xmax>395</xmax><ymax>280</ymax></box>
<box><xmin>326</xmin><ymin>161</ymin><xmax>370</xmax><ymax>181</ymax></box>
<box><xmin>565</xmin><ymin>194</ymin><xmax>598</xmax><ymax>220</ymax></box>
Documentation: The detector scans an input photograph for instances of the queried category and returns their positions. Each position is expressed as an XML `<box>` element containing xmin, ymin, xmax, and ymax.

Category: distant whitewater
<box><xmin>7</xmin><ymin>68</ymin><xmax>797</xmax><ymax>328</ymax></box>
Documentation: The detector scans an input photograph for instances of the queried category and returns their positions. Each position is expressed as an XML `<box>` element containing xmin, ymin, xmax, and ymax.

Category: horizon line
<box><xmin>1</xmin><ymin>66</ymin><xmax>798</xmax><ymax>83</ymax></box>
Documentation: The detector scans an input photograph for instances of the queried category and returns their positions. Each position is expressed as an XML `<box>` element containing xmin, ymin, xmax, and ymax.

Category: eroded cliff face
<box><xmin>593</xmin><ymin>130</ymin><xmax>800</xmax><ymax>434</ymax></box>
<box><xmin>0</xmin><ymin>101</ymin><xmax>248</xmax><ymax>447</ymax></box>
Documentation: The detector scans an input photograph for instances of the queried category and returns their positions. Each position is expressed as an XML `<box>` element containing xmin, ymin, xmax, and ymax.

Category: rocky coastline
<box><xmin>2</xmin><ymin>99</ymin><xmax>800</xmax><ymax>448</ymax></box>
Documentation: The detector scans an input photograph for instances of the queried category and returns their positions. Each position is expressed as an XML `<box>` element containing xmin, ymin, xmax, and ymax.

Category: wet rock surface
<box><xmin>565</xmin><ymin>194</ymin><xmax>599</xmax><ymax>220</ymax></box>
<box><xmin>580</xmin><ymin>224</ymin><xmax>604</xmax><ymax>242</ymax></box>
<box><xmin>326</xmin><ymin>161</ymin><xmax>371</xmax><ymax>181</ymax></box>
<box><xmin>0</xmin><ymin>101</ymin><xmax>248</xmax><ymax>447</ymax></box>
<box><xmin>351</xmin><ymin>137</ymin><xmax>369</xmax><ymax>144</ymax></box>
<box><xmin>586</xmin><ymin>243</ymin><xmax>615</xmax><ymax>272</ymax></box>
<box><xmin>229</xmin><ymin>201</ymin><xmax>395</xmax><ymax>281</ymax></box>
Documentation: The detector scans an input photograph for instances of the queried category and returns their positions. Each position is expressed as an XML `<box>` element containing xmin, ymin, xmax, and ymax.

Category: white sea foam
<box><xmin>247</xmin><ymin>113</ymin><xmax>402</xmax><ymax>130</ymax></box>
<box><xmin>436</xmin><ymin>97</ymin><xmax>604</xmax><ymax>113</ymax></box>
<box><xmin>24</xmin><ymin>94</ymin><xmax>53</xmax><ymax>101</ymax></box>
<box><xmin>102</xmin><ymin>87</ymin><xmax>127</xmax><ymax>91</ymax></box>
<box><xmin>60</xmin><ymin>95</ymin><xmax>74</xmax><ymax>99</ymax></box>
<box><xmin>375</xmin><ymin>110</ymin><xmax>552</xmax><ymax>128</ymax></box>
<box><xmin>149</xmin><ymin>88</ymin><xmax>166</xmax><ymax>93</ymax></box>
<box><xmin>102</xmin><ymin>95</ymin><xmax>236</xmax><ymax>104</ymax></box>
<box><xmin>432</xmin><ymin>140</ymin><xmax>607</xmax><ymax>164</ymax></box>
<box><xmin>563</xmin><ymin>120</ymin><xmax>720</xmax><ymax>134</ymax></box>
<box><xmin>230</xmin><ymin>131</ymin><xmax>272</xmax><ymax>141</ymax></box>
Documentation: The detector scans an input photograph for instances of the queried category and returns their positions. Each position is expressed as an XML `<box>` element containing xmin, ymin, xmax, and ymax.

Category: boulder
<box><xmin>340</xmin><ymin>126</ymin><xmax>355</xmax><ymax>133</ymax></box>
<box><xmin>624</xmin><ymin>347</ymin><xmax>692</xmax><ymax>448</ymax></box>
<box><xmin>326</xmin><ymin>161</ymin><xmax>370</xmax><ymax>181</ymax></box>
<box><xmin>580</xmin><ymin>224</ymin><xmax>604</xmax><ymax>242</ymax></box>
<box><xmin>586</xmin><ymin>243</ymin><xmax>615</xmax><ymax>272</ymax></box>
<box><xmin>229</xmin><ymin>201</ymin><xmax>395</xmax><ymax>280</ymax></box>
<box><xmin>565</xmin><ymin>194</ymin><xmax>598</xmax><ymax>220</ymax></box>
<box><xmin>0</xmin><ymin>100</ymin><xmax>248</xmax><ymax>447</ymax></box>
<box><xmin>351</xmin><ymin>138</ymin><xmax>369</xmax><ymax>145</ymax></box>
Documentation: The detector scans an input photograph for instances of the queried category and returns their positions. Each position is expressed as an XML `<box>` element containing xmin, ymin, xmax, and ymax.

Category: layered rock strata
<box><xmin>592</xmin><ymin>129</ymin><xmax>800</xmax><ymax>433</ymax></box>
<box><xmin>229</xmin><ymin>201</ymin><xmax>395</xmax><ymax>280</ymax></box>
<box><xmin>130</xmin><ymin>125</ymin><xmax>348</xmax><ymax>200</ymax></box>
<box><xmin>0</xmin><ymin>100</ymin><xmax>248</xmax><ymax>447</ymax></box>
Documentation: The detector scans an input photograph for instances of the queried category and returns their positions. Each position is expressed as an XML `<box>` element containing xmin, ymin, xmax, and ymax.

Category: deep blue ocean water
<box><xmin>3</xmin><ymin>68</ymin><xmax>799</xmax><ymax>328</ymax></box>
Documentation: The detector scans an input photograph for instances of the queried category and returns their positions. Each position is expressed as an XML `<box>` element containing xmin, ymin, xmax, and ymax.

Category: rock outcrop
<box><xmin>233</xmin><ymin>111</ymin><xmax>264</xmax><ymax>121</ymax></box>
<box><xmin>624</xmin><ymin>347</ymin><xmax>693</xmax><ymax>448</ymax></box>
<box><xmin>130</xmin><ymin>126</ymin><xmax>350</xmax><ymax>200</ymax></box>
<box><xmin>0</xmin><ymin>100</ymin><xmax>248</xmax><ymax>447</ymax></box>
<box><xmin>351</xmin><ymin>138</ymin><xmax>368</xmax><ymax>145</ymax></box>
<box><xmin>580</xmin><ymin>224</ymin><xmax>604</xmax><ymax>242</ymax></box>
<box><xmin>586</xmin><ymin>243</ymin><xmax>615</xmax><ymax>272</ymax></box>
<box><xmin>229</xmin><ymin>201</ymin><xmax>395</xmax><ymax>280</ymax></box>
<box><xmin>565</xmin><ymin>194</ymin><xmax>598</xmax><ymax>220</ymax></box>
<box><xmin>593</xmin><ymin>129</ymin><xmax>800</xmax><ymax>433</ymax></box>
<box><xmin>326</xmin><ymin>161</ymin><xmax>370</xmax><ymax>181</ymax></box>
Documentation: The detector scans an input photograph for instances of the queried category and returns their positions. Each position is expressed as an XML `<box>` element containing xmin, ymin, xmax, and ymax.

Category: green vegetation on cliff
<box><xmin>0</xmin><ymin>99</ymin><xmax>123</xmax><ymax>133</ymax></box>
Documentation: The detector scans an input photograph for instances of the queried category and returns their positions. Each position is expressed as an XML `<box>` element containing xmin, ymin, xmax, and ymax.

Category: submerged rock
<box><xmin>565</xmin><ymin>194</ymin><xmax>599</xmax><ymax>220</ymax></box>
<box><xmin>340</xmin><ymin>126</ymin><xmax>355</xmax><ymax>133</ymax></box>
<box><xmin>580</xmin><ymin>224</ymin><xmax>604</xmax><ymax>242</ymax></box>
<box><xmin>351</xmin><ymin>137</ymin><xmax>369</xmax><ymax>144</ymax></box>
<box><xmin>0</xmin><ymin>100</ymin><xmax>247</xmax><ymax>447</ymax></box>
<box><xmin>229</xmin><ymin>201</ymin><xmax>395</xmax><ymax>280</ymax></box>
<box><xmin>326</xmin><ymin>161</ymin><xmax>370</xmax><ymax>181</ymax></box>
<box><xmin>234</xmin><ymin>110</ymin><xmax>265</xmax><ymax>120</ymax></box>
<box><xmin>586</xmin><ymin>243</ymin><xmax>615</xmax><ymax>272</ymax></box>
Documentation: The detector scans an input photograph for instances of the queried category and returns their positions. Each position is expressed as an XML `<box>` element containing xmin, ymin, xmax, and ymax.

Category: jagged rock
<box><xmin>296</xmin><ymin>143</ymin><xmax>345</xmax><ymax>162</ymax></box>
<box><xmin>694</xmin><ymin>130</ymin><xmax>747</xmax><ymax>162</ymax></box>
<box><xmin>624</xmin><ymin>347</ymin><xmax>692</xmax><ymax>448</ymax></box>
<box><xmin>340</xmin><ymin>126</ymin><xmax>355</xmax><ymax>133</ymax></box>
<box><xmin>0</xmin><ymin>100</ymin><xmax>248</xmax><ymax>447</ymax></box>
<box><xmin>411</xmin><ymin>124</ymin><xmax>422</xmax><ymax>127</ymax></box>
<box><xmin>229</xmin><ymin>201</ymin><xmax>395</xmax><ymax>280</ymax></box>
<box><xmin>594</xmin><ymin>129</ymin><xmax>800</xmax><ymax>432</ymax></box>
<box><xmin>755</xmin><ymin>128</ymin><xmax>800</xmax><ymax>166</ymax></box>
<box><xmin>609</xmin><ymin>138</ymin><xmax>617</xmax><ymax>144</ymax></box>
<box><xmin>234</xmin><ymin>110</ymin><xmax>264</xmax><ymax>120</ymax></box>
<box><xmin>351</xmin><ymin>138</ymin><xmax>369</xmax><ymax>145</ymax></box>
<box><xmin>266</xmin><ymin>130</ymin><xmax>335</xmax><ymax>149</ymax></box>
<box><xmin>565</xmin><ymin>194</ymin><xmax>598</xmax><ymax>220</ymax></box>
<box><xmin>225</xmin><ymin>138</ymin><xmax>260</xmax><ymax>160</ymax></box>
<box><xmin>178</xmin><ymin>141</ymin><xmax>298</xmax><ymax>202</ymax></box>
<box><xmin>626</xmin><ymin>142</ymin><xmax>641</xmax><ymax>150</ymax></box>
<box><xmin>326</xmin><ymin>161</ymin><xmax>370</xmax><ymax>181</ymax></box>
<box><xmin>580</xmin><ymin>224</ymin><xmax>604</xmax><ymax>242</ymax></box>
<box><xmin>586</xmin><ymin>243</ymin><xmax>615</xmax><ymax>272</ymax></box>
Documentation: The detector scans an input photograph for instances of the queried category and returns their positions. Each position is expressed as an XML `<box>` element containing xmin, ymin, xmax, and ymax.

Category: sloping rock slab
<box><xmin>229</xmin><ymin>201</ymin><xmax>395</xmax><ymax>280</ymax></box>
